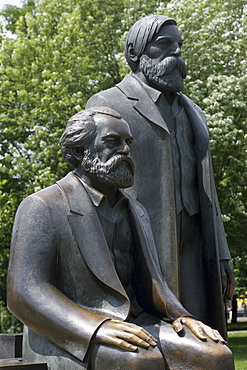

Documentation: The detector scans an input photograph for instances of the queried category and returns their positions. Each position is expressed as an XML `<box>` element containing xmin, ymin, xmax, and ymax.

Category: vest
<box><xmin>157</xmin><ymin>93</ymin><xmax>200</xmax><ymax>215</ymax></box>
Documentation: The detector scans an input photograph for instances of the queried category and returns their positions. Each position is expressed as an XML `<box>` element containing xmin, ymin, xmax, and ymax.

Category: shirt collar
<box><xmin>139</xmin><ymin>79</ymin><xmax>162</xmax><ymax>103</ymax></box>
<box><xmin>134</xmin><ymin>75</ymin><xmax>182</xmax><ymax>104</ymax></box>
<box><xmin>76</xmin><ymin>175</ymin><xmax>125</xmax><ymax>208</ymax></box>
<box><xmin>133</xmin><ymin>76</ymin><xmax>162</xmax><ymax>103</ymax></box>
<box><xmin>76</xmin><ymin>176</ymin><xmax>104</xmax><ymax>207</ymax></box>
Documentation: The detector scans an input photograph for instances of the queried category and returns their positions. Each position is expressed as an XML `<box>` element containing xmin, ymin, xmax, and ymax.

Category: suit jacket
<box><xmin>86</xmin><ymin>74</ymin><xmax>230</xmax><ymax>338</ymax></box>
<box><xmin>7</xmin><ymin>172</ymin><xmax>190</xmax><ymax>363</ymax></box>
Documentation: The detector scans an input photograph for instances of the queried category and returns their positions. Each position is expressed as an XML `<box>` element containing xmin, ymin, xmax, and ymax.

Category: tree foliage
<box><xmin>0</xmin><ymin>0</ymin><xmax>246</xmax><ymax>330</ymax></box>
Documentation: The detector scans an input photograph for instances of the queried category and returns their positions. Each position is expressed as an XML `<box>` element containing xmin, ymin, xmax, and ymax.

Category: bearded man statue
<box><xmin>7</xmin><ymin>107</ymin><xmax>234</xmax><ymax>370</ymax></box>
<box><xmin>86</xmin><ymin>15</ymin><xmax>235</xmax><ymax>340</ymax></box>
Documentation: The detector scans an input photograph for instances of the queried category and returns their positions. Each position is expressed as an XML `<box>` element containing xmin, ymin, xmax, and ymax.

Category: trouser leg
<box><xmin>88</xmin><ymin>342</ymin><xmax>166</xmax><ymax>370</ymax></box>
<box><xmin>159</xmin><ymin>321</ymin><xmax>234</xmax><ymax>370</ymax></box>
<box><xmin>137</xmin><ymin>313</ymin><xmax>234</xmax><ymax>370</ymax></box>
<box><xmin>87</xmin><ymin>313</ymin><xmax>234</xmax><ymax>370</ymax></box>
<box><xmin>177</xmin><ymin>210</ymin><xmax>208</xmax><ymax>322</ymax></box>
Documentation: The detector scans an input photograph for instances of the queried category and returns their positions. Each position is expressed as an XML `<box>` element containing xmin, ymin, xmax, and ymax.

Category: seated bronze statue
<box><xmin>7</xmin><ymin>107</ymin><xmax>234</xmax><ymax>369</ymax></box>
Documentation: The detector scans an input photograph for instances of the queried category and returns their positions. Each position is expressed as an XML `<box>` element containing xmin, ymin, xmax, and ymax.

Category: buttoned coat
<box><xmin>86</xmin><ymin>74</ymin><xmax>231</xmax><ymax>338</ymax></box>
<box><xmin>7</xmin><ymin>172</ymin><xmax>190</xmax><ymax>366</ymax></box>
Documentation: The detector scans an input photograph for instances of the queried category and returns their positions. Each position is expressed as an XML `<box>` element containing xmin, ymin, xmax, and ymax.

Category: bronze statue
<box><xmin>86</xmin><ymin>15</ymin><xmax>235</xmax><ymax>339</ymax></box>
<box><xmin>7</xmin><ymin>107</ymin><xmax>234</xmax><ymax>369</ymax></box>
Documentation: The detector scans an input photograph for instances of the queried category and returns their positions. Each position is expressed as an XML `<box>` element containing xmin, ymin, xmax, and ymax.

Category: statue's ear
<box><xmin>71</xmin><ymin>147</ymin><xmax>84</xmax><ymax>162</ymax></box>
<box><xmin>127</xmin><ymin>43</ymin><xmax>139</xmax><ymax>63</ymax></box>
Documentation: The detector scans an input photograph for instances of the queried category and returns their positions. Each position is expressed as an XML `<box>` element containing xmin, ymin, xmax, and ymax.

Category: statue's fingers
<box><xmin>182</xmin><ymin>319</ymin><xmax>207</xmax><ymax>341</ymax></box>
<box><xmin>227</xmin><ymin>283</ymin><xmax>235</xmax><ymax>300</ymax></box>
<box><xmin>132</xmin><ymin>328</ymin><xmax>157</xmax><ymax>346</ymax></box>
<box><xmin>118</xmin><ymin>322</ymin><xmax>157</xmax><ymax>346</ymax></box>
<box><xmin>118</xmin><ymin>331</ymin><xmax>151</xmax><ymax>349</ymax></box>
<box><xmin>105</xmin><ymin>335</ymin><xmax>138</xmax><ymax>351</ymax></box>
<box><xmin>213</xmin><ymin>329</ymin><xmax>227</xmax><ymax>344</ymax></box>
<box><xmin>202</xmin><ymin>326</ymin><xmax>219</xmax><ymax>342</ymax></box>
<box><xmin>202</xmin><ymin>326</ymin><xmax>227</xmax><ymax>344</ymax></box>
<box><xmin>226</xmin><ymin>275</ymin><xmax>236</xmax><ymax>300</ymax></box>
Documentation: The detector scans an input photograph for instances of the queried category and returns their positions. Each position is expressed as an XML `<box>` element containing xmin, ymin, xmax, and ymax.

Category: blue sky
<box><xmin>0</xmin><ymin>0</ymin><xmax>23</xmax><ymax>35</ymax></box>
<box><xmin>0</xmin><ymin>0</ymin><xmax>23</xmax><ymax>10</ymax></box>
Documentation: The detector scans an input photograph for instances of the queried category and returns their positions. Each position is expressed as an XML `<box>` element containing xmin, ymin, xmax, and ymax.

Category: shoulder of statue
<box><xmin>56</xmin><ymin>172</ymin><xmax>88</xmax><ymax>200</ymax></box>
<box><xmin>116</xmin><ymin>74</ymin><xmax>149</xmax><ymax>100</ymax></box>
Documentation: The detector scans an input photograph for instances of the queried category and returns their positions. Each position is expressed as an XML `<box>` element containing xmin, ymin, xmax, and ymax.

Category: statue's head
<box><xmin>125</xmin><ymin>15</ymin><xmax>186</xmax><ymax>92</ymax></box>
<box><xmin>60</xmin><ymin>107</ymin><xmax>135</xmax><ymax>189</ymax></box>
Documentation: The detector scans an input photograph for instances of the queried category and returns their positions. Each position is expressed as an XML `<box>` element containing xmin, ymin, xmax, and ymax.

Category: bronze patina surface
<box><xmin>86</xmin><ymin>15</ymin><xmax>235</xmax><ymax>340</ymax></box>
<box><xmin>8</xmin><ymin>107</ymin><xmax>234</xmax><ymax>369</ymax></box>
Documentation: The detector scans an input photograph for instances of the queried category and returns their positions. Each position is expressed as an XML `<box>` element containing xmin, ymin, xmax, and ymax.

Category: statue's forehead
<box><xmin>151</xmin><ymin>24</ymin><xmax>182</xmax><ymax>41</ymax></box>
<box><xmin>94</xmin><ymin>115</ymin><xmax>132</xmax><ymax>137</ymax></box>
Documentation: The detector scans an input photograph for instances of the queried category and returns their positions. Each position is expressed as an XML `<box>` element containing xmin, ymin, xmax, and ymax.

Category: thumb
<box><xmin>172</xmin><ymin>318</ymin><xmax>184</xmax><ymax>334</ymax></box>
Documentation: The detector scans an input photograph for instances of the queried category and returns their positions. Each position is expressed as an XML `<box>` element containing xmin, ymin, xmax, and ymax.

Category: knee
<box><xmin>90</xmin><ymin>344</ymin><xmax>165</xmax><ymax>370</ymax></box>
<box><xmin>126</xmin><ymin>346</ymin><xmax>165</xmax><ymax>369</ymax></box>
<box><xmin>194</xmin><ymin>341</ymin><xmax>234</xmax><ymax>369</ymax></box>
<box><xmin>212</xmin><ymin>343</ymin><xmax>234</xmax><ymax>367</ymax></box>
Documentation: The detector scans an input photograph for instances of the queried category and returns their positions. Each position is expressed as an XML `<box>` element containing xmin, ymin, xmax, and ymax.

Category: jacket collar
<box><xmin>117</xmin><ymin>74</ymin><xmax>170</xmax><ymax>133</ymax></box>
<box><xmin>116</xmin><ymin>74</ymin><xmax>210</xmax><ymax>151</ymax></box>
<box><xmin>57</xmin><ymin>172</ymin><xmax>130</xmax><ymax>305</ymax></box>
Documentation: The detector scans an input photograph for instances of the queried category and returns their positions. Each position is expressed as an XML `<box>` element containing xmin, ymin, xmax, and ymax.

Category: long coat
<box><xmin>86</xmin><ymin>74</ymin><xmax>231</xmax><ymax>338</ymax></box>
<box><xmin>7</xmin><ymin>172</ymin><xmax>190</xmax><ymax>366</ymax></box>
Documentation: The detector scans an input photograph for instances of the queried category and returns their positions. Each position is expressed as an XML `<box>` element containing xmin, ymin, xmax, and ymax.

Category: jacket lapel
<box><xmin>57</xmin><ymin>173</ymin><xmax>129</xmax><ymax>299</ymax></box>
<box><xmin>117</xmin><ymin>74</ymin><xmax>170</xmax><ymax>133</ymax></box>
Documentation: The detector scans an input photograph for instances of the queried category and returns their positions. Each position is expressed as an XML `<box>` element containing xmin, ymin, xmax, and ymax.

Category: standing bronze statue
<box><xmin>7</xmin><ymin>107</ymin><xmax>234</xmax><ymax>369</ymax></box>
<box><xmin>86</xmin><ymin>15</ymin><xmax>235</xmax><ymax>339</ymax></box>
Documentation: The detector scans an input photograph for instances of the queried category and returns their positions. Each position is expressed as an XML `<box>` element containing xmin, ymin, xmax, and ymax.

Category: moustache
<box><xmin>83</xmin><ymin>152</ymin><xmax>135</xmax><ymax>176</ymax></box>
<box><xmin>104</xmin><ymin>154</ymin><xmax>135</xmax><ymax>175</ymax></box>
<box><xmin>156</xmin><ymin>56</ymin><xmax>187</xmax><ymax>79</ymax></box>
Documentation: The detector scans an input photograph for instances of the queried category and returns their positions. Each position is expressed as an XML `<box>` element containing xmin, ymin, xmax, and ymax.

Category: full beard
<box><xmin>81</xmin><ymin>149</ymin><xmax>135</xmax><ymax>188</ymax></box>
<box><xmin>139</xmin><ymin>54</ymin><xmax>186</xmax><ymax>92</ymax></box>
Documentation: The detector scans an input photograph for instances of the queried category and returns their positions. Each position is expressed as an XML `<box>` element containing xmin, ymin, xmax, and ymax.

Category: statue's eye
<box><xmin>105</xmin><ymin>138</ymin><xmax>118</xmax><ymax>147</ymax></box>
<box><xmin>156</xmin><ymin>39</ymin><xmax>169</xmax><ymax>47</ymax></box>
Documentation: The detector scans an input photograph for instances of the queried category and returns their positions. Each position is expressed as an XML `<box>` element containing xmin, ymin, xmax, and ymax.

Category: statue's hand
<box><xmin>172</xmin><ymin>317</ymin><xmax>226</xmax><ymax>344</ymax></box>
<box><xmin>220</xmin><ymin>259</ymin><xmax>236</xmax><ymax>302</ymax></box>
<box><xmin>95</xmin><ymin>320</ymin><xmax>157</xmax><ymax>351</ymax></box>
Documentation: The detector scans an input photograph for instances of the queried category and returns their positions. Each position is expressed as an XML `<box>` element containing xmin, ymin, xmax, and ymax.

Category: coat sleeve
<box><xmin>211</xmin><ymin>165</ymin><xmax>232</xmax><ymax>260</ymax></box>
<box><xmin>7</xmin><ymin>195</ymin><xmax>108</xmax><ymax>362</ymax></box>
<box><xmin>185</xmin><ymin>97</ymin><xmax>231</xmax><ymax>261</ymax></box>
